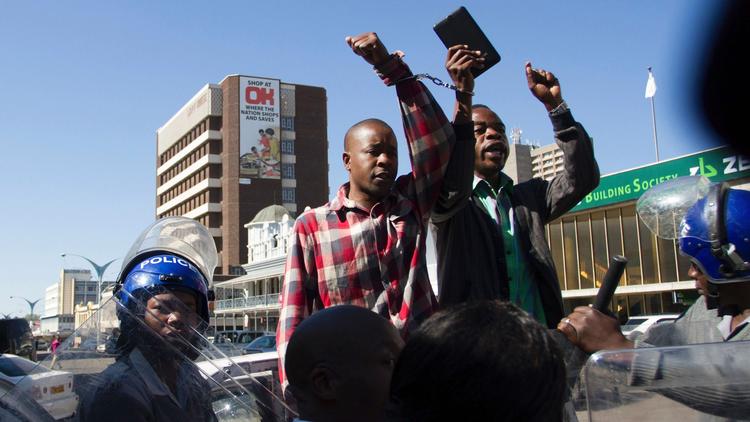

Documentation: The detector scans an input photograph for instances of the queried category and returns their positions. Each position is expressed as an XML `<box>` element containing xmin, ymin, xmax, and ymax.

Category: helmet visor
<box><xmin>636</xmin><ymin>176</ymin><xmax>712</xmax><ymax>240</ymax></box>
<box><xmin>119</xmin><ymin>217</ymin><xmax>218</xmax><ymax>286</ymax></box>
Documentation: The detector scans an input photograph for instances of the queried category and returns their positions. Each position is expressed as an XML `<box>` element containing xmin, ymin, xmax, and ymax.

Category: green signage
<box><xmin>571</xmin><ymin>146</ymin><xmax>750</xmax><ymax>212</ymax></box>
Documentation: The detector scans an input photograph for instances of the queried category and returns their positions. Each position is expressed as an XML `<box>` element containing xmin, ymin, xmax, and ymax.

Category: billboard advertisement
<box><xmin>239</xmin><ymin>76</ymin><xmax>281</xmax><ymax>180</ymax></box>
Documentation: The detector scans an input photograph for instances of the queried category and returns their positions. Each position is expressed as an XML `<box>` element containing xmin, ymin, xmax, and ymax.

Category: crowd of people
<box><xmin>273</xmin><ymin>29</ymin><xmax>750</xmax><ymax>421</ymax></box>
<box><xmin>275</xmin><ymin>30</ymin><xmax>591</xmax><ymax>420</ymax></box>
<box><xmin>14</xmin><ymin>7</ymin><xmax>746</xmax><ymax>420</ymax></box>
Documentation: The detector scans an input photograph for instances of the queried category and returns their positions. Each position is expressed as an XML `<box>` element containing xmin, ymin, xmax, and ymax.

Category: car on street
<box><xmin>196</xmin><ymin>352</ymin><xmax>290</xmax><ymax>421</ymax></box>
<box><xmin>211</xmin><ymin>330</ymin><xmax>274</xmax><ymax>357</ymax></box>
<box><xmin>622</xmin><ymin>314</ymin><xmax>681</xmax><ymax>336</ymax></box>
<box><xmin>242</xmin><ymin>335</ymin><xmax>276</xmax><ymax>355</ymax></box>
<box><xmin>236</xmin><ymin>331</ymin><xmax>274</xmax><ymax>346</ymax></box>
<box><xmin>197</xmin><ymin>351</ymin><xmax>278</xmax><ymax>381</ymax></box>
<box><xmin>0</xmin><ymin>378</ymin><xmax>56</xmax><ymax>422</ymax></box>
<box><xmin>0</xmin><ymin>354</ymin><xmax>78</xmax><ymax>420</ymax></box>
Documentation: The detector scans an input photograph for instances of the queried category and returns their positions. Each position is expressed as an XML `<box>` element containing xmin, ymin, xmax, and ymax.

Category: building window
<box><xmin>638</xmin><ymin>214</ymin><xmax>659</xmax><ymax>284</ymax></box>
<box><xmin>621</xmin><ymin>206</ymin><xmax>642</xmax><ymax>285</ymax></box>
<box><xmin>281</xmin><ymin>116</ymin><xmax>295</xmax><ymax>130</ymax></box>
<box><xmin>576</xmin><ymin>216</ymin><xmax>594</xmax><ymax>289</ymax></box>
<box><xmin>282</xmin><ymin>163</ymin><xmax>295</xmax><ymax>179</ymax></box>
<box><xmin>282</xmin><ymin>188</ymin><xmax>296</xmax><ymax>203</ymax></box>
<box><xmin>644</xmin><ymin>293</ymin><xmax>662</xmax><ymax>314</ymax></box>
<box><xmin>562</xmin><ymin>218</ymin><xmax>579</xmax><ymax>290</ymax></box>
<box><xmin>548</xmin><ymin>221</ymin><xmax>565</xmax><ymax>290</ymax></box>
<box><xmin>591</xmin><ymin>211</ymin><xmax>609</xmax><ymax>287</ymax></box>
<box><xmin>281</xmin><ymin>140</ymin><xmax>295</xmax><ymax>154</ymax></box>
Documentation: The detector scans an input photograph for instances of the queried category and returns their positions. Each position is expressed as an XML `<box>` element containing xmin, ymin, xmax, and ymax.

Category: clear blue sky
<box><xmin>0</xmin><ymin>0</ymin><xmax>726</xmax><ymax>315</ymax></box>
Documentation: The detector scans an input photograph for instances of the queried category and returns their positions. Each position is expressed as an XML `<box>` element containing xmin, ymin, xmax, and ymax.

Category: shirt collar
<box><xmin>473</xmin><ymin>172</ymin><xmax>514</xmax><ymax>195</ymax></box>
<box><xmin>717</xmin><ymin>314</ymin><xmax>750</xmax><ymax>340</ymax></box>
<box><xmin>329</xmin><ymin>182</ymin><xmax>394</xmax><ymax>213</ymax></box>
<box><xmin>329</xmin><ymin>183</ymin><xmax>357</xmax><ymax>212</ymax></box>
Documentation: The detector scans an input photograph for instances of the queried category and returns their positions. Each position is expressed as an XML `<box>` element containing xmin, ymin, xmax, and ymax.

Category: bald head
<box><xmin>285</xmin><ymin>305</ymin><xmax>403</xmax><ymax>422</ymax></box>
<box><xmin>344</xmin><ymin>118</ymin><xmax>394</xmax><ymax>151</ymax></box>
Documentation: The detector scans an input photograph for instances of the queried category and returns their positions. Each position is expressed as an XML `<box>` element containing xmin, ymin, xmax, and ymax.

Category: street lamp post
<box><xmin>9</xmin><ymin>296</ymin><xmax>40</xmax><ymax>319</ymax></box>
<box><xmin>60</xmin><ymin>253</ymin><xmax>118</xmax><ymax>345</ymax></box>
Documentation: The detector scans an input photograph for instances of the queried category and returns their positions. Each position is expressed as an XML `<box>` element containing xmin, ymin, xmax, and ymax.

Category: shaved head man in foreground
<box><xmin>285</xmin><ymin>305</ymin><xmax>404</xmax><ymax>422</ymax></box>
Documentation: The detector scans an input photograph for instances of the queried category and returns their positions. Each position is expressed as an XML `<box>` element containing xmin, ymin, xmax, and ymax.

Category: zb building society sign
<box><xmin>571</xmin><ymin>146</ymin><xmax>750</xmax><ymax>212</ymax></box>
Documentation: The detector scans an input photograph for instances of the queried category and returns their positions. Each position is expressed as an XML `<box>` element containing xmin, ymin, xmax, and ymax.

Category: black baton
<box><xmin>593</xmin><ymin>255</ymin><xmax>628</xmax><ymax>312</ymax></box>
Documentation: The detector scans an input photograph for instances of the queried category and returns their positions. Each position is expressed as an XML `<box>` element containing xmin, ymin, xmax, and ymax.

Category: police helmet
<box><xmin>118</xmin><ymin>253</ymin><xmax>210</xmax><ymax>322</ymax></box>
<box><xmin>637</xmin><ymin>176</ymin><xmax>750</xmax><ymax>284</ymax></box>
<box><xmin>679</xmin><ymin>183</ymin><xmax>750</xmax><ymax>283</ymax></box>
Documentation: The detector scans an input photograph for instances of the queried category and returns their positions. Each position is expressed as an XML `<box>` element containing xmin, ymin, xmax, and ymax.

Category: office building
<box><xmin>212</xmin><ymin>205</ymin><xmax>293</xmax><ymax>331</ymax></box>
<box><xmin>40</xmin><ymin>269</ymin><xmax>114</xmax><ymax>333</ymax></box>
<box><xmin>531</xmin><ymin>143</ymin><xmax>565</xmax><ymax>181</ymax></box>
<box><xmin>547</xmin><ymin>145</ymin><xmax>750</xmax><ymax>318</ymax></box>
<box><xmin>504</xmin><ymin>143</ymin><xmax>534</xmax><ymax>184</ymax></box>
<box><xmin>156</xmin><ymin>76</ymin><xmax>328</xmax><ymax>279</ymax></box>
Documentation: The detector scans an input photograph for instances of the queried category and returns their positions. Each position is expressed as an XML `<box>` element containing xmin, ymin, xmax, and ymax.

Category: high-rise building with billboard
<box><xmin>156</xmin><ymin>76</ymin><xmax>328</xmax><ymax>279</ymax></box>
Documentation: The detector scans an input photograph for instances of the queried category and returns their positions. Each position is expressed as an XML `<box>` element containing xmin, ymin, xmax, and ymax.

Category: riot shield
<box><xmin>0</xmin><ymin>295</ymin><xmax>295</xmax><ymax>422</ymax></box>
<box><xmin>582</xmin><ymin>340</ymin><xmax>750</xmax><ymax>421</ymax></box>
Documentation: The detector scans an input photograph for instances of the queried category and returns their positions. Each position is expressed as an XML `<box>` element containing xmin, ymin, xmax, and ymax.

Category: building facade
<box><xmin>530</xmin><ymin>143</ymin><xmax>565</xmax><ymax>181</ymax></box>
<box><xmin>156</xmin><ymin>76</ymin><xmax>328</xmax><ymax>280</ymax></box>
<box><xmin>548</xmin><ymin>145</ymin><xmax>750</xmax><ymax>319</ymax></box>
<box><xmin>212</xmin><ymin>205</ymin><xmax>292</xmax><ymax>331</ymax></box>
<box><xmin>40</xmin><ymin>269</ymin><xmax>115</xmax><ymax>334</ymax></box>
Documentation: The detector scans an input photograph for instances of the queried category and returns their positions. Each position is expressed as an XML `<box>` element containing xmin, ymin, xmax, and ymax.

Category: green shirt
<box><xmin>473</xmin><ymin>173</ymin><xmax>547</xmax><ymax>324</ymax></box>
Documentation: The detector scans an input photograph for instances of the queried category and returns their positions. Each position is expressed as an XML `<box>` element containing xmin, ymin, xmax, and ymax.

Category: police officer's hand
<box><xmin>525</xmin><ymin>62</ymin><xmax>563</xmax><ymax>112</ymax></box>
<box><xmin>557</xmin><ymin>306</ymin><xmax>634</xmax><ymax>354</ymax></box>
<box><xmin>346</xmin><ymin>32</ymin><xmax>390</xmax><ymax>67</ymax></box>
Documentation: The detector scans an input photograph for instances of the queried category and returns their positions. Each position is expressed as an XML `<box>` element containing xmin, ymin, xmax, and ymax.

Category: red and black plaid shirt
<box><xmin>277</xmin><ymin>55</ymin><xmax>455</xmax><ymax>386</ymax></box>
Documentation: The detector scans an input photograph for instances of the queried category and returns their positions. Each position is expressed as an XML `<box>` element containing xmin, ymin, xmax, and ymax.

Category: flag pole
<box><xmin>647</xmin><ymin>67</ymin><xmax>660</xmax><ymax>162</ymax></box>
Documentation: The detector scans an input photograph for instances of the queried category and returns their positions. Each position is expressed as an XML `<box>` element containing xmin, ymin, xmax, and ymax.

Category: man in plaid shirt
<box><xmin>277</xmin><ymin>32</ymin><xmax>481</xmax><ymax>389</ymax></box>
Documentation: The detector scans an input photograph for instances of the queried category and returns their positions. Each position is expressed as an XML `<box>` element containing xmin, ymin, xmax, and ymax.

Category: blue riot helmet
<box><xmin>115</xmin><ymin>217</ymin><xmax>218</xmax><ymax>325</ymax></box>
<box><xmin>637</xmin><ymin>176</ymin><xmax>750</xmax><ymax>283</ymax></box>
<box><xmin>679</xmin><ymin>183</ymin><xmax>750</xmax><ymax>283</ymax></box>
<box><xmin>119</xmin><ymin>253</ymin><xmax>210</xmax><ymax>323</ymax></box>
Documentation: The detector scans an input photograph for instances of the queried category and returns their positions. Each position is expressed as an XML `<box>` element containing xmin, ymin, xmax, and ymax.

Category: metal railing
<box><xmin>248</xmin><ymin>233</ymin><xmax>291</xmax><ymax>263</ymax></box>
<box><xmin>215</xmin><ymin>293</ymin><xmax>280</xmax><ymax>311</ymax></box>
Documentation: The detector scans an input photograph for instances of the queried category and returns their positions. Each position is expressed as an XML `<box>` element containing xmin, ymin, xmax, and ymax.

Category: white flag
<box><xmin>645</xmin><ymin>68</ymin><xmax>657</xmax><ymax>98</ymax></box>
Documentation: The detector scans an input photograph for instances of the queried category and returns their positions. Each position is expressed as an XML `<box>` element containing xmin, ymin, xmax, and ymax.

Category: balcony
<box><xmin>215</xmin><ymin>293</ymin><xmax>280</xmax><ymax>312</ymax></box>
<box><xmin>248</xmin><ymin>232</ymin><xmax>291</xmax><ymax>263</ymax></box>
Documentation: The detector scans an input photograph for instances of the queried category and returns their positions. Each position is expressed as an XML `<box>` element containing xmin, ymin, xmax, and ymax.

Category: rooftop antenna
<box><xmin>510</xmin><ymin>127</ymin><xmax>522</xmax><ymax>145</ymax></box>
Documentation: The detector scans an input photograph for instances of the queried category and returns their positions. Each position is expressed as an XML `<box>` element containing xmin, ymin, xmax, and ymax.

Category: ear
<box><xmin>342</xmin><ymin>152</ymin><xmax>351</xmax><ymax>172</ymax></box>
<box><xmin>309</xmin><ymin>365</ymin><xmax>338</xmax><ymax>401</ymax></box>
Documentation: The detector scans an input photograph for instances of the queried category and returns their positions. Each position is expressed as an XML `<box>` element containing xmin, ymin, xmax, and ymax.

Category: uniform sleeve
<box><xmin>276</xmin><ymin>217</ymin><xmax>316</xmax><ymax>390</ymax></box>
<box><xmin>375</xmin><ymin>55</ymin><xmax>456</xmax><ymax>219</ymax></box>
<box><xmin>627</xmin><ymin>344</ymin><xmax>750</xmax><ymax>419</ymax></box>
